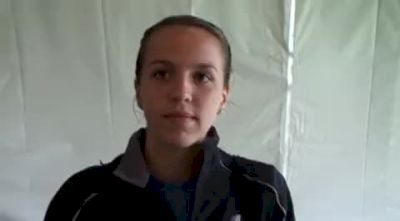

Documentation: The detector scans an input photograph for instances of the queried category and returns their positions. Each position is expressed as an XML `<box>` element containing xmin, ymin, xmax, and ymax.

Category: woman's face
<box><xmin>137</xmin><ymin>25</ymin><xmax>229</xmax><ymax>148</ymax></box>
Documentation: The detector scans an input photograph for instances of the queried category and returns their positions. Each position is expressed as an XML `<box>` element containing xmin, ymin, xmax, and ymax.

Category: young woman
<box><xmin>44</xmin><ymin>15</ymin><xmax>295</xmax><ymax>221</ymax></box>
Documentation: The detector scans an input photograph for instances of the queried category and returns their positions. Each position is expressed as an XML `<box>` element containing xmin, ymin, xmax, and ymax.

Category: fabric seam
<box><xmin>72</xmin><ymin>193</ymin><xmax>99</xmax><ymax>221</ymax></box>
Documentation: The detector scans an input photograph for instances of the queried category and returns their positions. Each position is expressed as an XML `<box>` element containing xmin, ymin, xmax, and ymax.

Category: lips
<box><xmin>164</xmin><ymin>111</ymin><xmax>196</xmax><ymax>120</ymax></box>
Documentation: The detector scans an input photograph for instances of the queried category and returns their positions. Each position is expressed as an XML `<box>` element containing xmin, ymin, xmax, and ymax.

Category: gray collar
<box><xmin>113</xmin><ymin>127</ymin><xmax>220</xmax><ymax>188</ymax></box>
<box><xmin>113</xmin><ymin>128</ymin><xmax>149</xmax><ymax>188</ymax></box>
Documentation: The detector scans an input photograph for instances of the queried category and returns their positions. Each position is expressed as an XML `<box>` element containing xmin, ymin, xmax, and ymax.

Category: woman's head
<box><xmin>135</xmin><ymin>15</ymin><xmax>232</xmax><ymax>88</ymax></box>
<box><xmin>134</xmin><ymin>15</ymin><xmax>232</xmax><ymax>148</ymax></box>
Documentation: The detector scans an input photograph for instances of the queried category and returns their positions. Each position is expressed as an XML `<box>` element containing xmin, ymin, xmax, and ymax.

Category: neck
<box><xmin>144</xmin><ymin>135</ymin><xmax>204</xmax><ymax>184</ymax></box>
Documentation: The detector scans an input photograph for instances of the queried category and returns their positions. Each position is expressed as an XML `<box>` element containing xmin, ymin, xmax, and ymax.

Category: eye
<box><xmin>194</xmin><ymin>71</ymin><xmax>213</xmax><ymax>83</ymax></box>
<box><xmin>152</xmin><ymin>69</ymin><xmax>170</xmax><ymax>79</ymax></box>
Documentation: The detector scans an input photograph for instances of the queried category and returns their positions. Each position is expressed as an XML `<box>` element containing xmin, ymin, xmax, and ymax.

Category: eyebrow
<box><xmin>195</xmin><ymin>63</ymin><xmax>218</xmax><ymax>72</ymax></box>
<box><xmin>145</xmin><ymin>59</ymin><xmax>218</xmax><ymax>72</ymax></box>
<box><xmin>147</xmin><ymin>60</ymin><xmax>173</xmax><ymax>67</ymax></box>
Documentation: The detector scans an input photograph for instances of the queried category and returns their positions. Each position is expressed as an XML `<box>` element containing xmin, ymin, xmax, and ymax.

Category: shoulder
<box><xmin>218</xmin><ymin>149</ymin><xmax>295</xmax><ymax>219</ymax></box>
<box><xmin>57</xmin><ymin>155</ymin><xmax>121</xmax><ymax>191</ymax></box>
<box><xmin>44</xmin><ymin>155</ymin><xmax>122</xmax><ymax>220</ymax></box>
<box><xmin>58</xmin><ymin>163</ymin><xmax>109</xmax><ymax>190</ymax></box>
<box><xmin>218</xmin><ymin>149</ymin><xmax>286</xmax><ymax>188</ymax></box>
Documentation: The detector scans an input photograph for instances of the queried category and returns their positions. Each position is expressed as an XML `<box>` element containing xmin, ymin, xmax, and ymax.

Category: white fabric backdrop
<box><xmin>0</xmin><ymin>0</ymin><xmax>398</xmax><ymax>220</ymax></box>
<box><xmin>291</xmin><ymin>1</ymin><xmax>400</xmax><ymax>220</ymax></box>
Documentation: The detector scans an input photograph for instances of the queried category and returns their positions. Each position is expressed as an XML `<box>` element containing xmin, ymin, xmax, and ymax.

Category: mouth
<box><xmin>163</xmin><ymin>111</ymin><xmax>197</xmax><ymax>120</ymax></box>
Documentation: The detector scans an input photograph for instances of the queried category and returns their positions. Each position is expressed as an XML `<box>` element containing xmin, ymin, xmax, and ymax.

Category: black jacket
<box><xmin>44</xmin><ymin>128</ymin><xmax>295</xmax><ymax>221</ymax></box>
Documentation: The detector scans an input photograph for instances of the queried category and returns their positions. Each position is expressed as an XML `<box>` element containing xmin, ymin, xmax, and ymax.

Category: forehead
<box><xmin>143</xmin><ymin>25</ymin><xmax>225</xmax><ymax>68</ymax></box>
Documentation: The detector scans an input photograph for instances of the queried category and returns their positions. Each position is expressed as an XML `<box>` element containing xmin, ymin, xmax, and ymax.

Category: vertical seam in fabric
<box><xmin>10</xmin><ymin>0</ymin><xmax>27</xmax><ymax>151</ymax></box>
<box><xmin>361</xmin><ymin>0</ymin><xmax>381</xmax><ymax>219</ymax></box>
<box><xmin>281</xmin><ymin>0</ymin><xmax>296</xmax><ymax>178</ymax></box>
<box><xmin>100</xmin><ymin>0</ymin><xmax>114</xmax><ymax>145</ymax></box>
<box><xmin>189</xmin><ymin>0</ymin><xmax>194</xmax><ymax>15</ymax></box>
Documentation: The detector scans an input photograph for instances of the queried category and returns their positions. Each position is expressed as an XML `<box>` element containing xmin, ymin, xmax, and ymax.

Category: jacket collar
<box><xmin>113</xmin><ymin>126</ymin><xmax>223</xmax><ymax>188</ymax></box>
<box><xmin>113</xmin><ymin>128</ymin><xmax>149</xmax><ymax>187</ymax></box>
<box><xmin>113</xmin><ymin>127</ymin><xmax>233</xmax><ymax>220</ymax></box>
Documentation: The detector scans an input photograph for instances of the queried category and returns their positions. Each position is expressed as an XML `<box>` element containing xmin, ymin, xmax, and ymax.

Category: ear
<box><xmin>218</xmin><ymin>85</ymin><xmax>230</xmax><ymax>114</ymax></box>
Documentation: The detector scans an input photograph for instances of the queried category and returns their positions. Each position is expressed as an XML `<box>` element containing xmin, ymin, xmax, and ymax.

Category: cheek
<box><xmin>138</xmin><ymin>79</ymin><xmax>163</xmax><ymax>99</ymax></box>
<box><xmin>138</xmin><ymin>88</ymin><xmax>160</xmax><ymax>112</ymax></box>
<box><xmin>142</xmin><ymin>93</ymin><xmax>161</xmax><ymax>111</ymax></box>
<box><xmin>197</xmin><ymin>91</ymin><xmax>223</xmax><ymax>114</ymax></box>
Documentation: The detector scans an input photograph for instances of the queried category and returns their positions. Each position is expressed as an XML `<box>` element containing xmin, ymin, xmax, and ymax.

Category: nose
<box><xmin>169</xmin><ymin>74</ymin><xmax>193</xmax><ymax>103</ymax></box>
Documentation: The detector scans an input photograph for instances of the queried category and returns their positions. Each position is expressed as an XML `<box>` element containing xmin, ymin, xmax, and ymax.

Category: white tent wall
<box><xmin>291</xmin><ymin>0</ymin><xmax>400</xmax><ymax>220</ymax></box>
<box><xmin>0</xmin><ymin>0</ymin><xmax>399</xmax><ymax>221</ymax></box>
<box><xmin>1</xmin><ymin>1</ymin><xmax>115</xmax><ymax>220</ymax></box>
<box><xmin>363</xmin><ymin>0</ymin><xmax>400</xmax><ymax>220</ymax></box>
<box><xmin>291</xmin><ymin>0</ymin><xmax>376</xmax><ymax>220</ymax></box>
